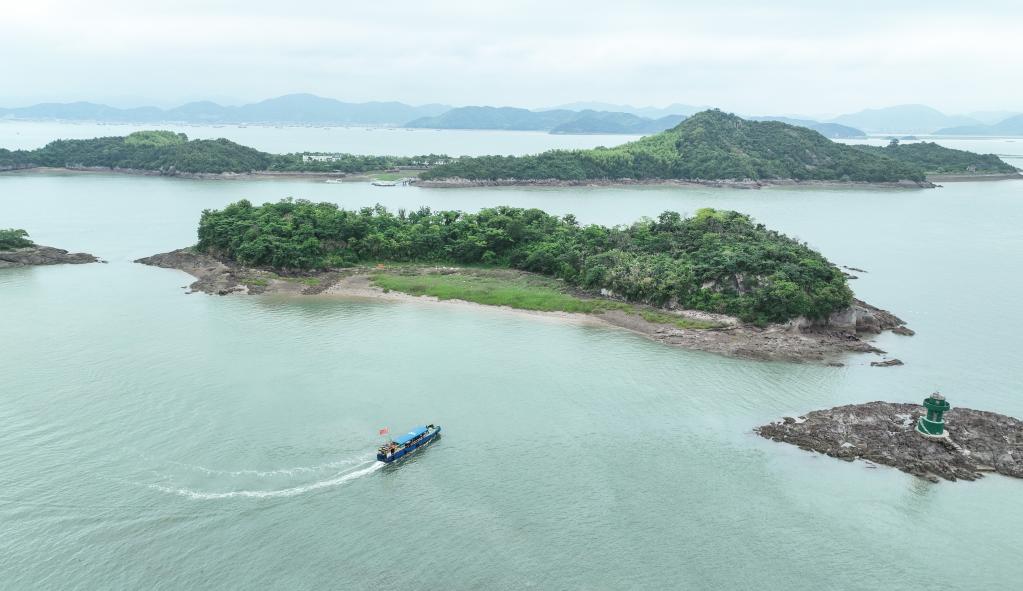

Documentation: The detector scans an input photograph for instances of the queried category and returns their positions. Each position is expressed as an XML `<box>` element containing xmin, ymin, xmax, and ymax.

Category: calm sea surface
<box><xmin>1</xmin><ymin>128</ymin><xmax>1022</xmax><ymax>589</ymax></box>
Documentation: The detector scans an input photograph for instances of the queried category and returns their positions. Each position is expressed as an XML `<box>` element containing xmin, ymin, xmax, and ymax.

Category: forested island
<box><xmin>140</xmin><ymin>199</ymin><xmax>912</xmax><ymax>362</ymax></box>
<box><xmin>419</xmin><ymin>110</ymin><xmax>1017</xmax><ymax>185</ymax></box>
<box><xmin>0</xmin><ymin>130</ymin><xmax>446</xmax><ymax>176</ymax></box>
<box><xmin>2</xmin><ymin>111</ymin><xmax>1014</xmax><ymax>183</ymax></box>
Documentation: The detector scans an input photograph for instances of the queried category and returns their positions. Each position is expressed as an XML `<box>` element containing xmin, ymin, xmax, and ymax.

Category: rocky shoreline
<box><xmin>757</xmin><ymin>401</ymin><xmax>1023</xmax><ymax>482</ymax></box>
<box><xmin>0</xmin><ymin>166</ymin><xmax>374</xmax><ymax>182</ymax></box>
<box><xmin>136</xmin><ymin>248</ymin><xmax>914</xmax><ymax>365</ymax></box>
<box><xmin>926</xmin><ymin>172</ymin><xmax>1022</xmax><ymax>182</ymax></box>
<box><xmin>0</xmin><ymin>245</ymin><xmax>100</xmax><ymax>268</ymax></box>
<box><xmin>413</xmin><ymin>177</ymin><xmax>936</xmax><ymax>189</ymax></box>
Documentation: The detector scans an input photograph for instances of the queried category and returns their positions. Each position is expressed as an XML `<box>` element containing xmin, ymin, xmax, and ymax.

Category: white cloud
<box><xmin>1</xmin><ymin>0</ymin><xmax>1019</xmax><ymax>113</ymax></box>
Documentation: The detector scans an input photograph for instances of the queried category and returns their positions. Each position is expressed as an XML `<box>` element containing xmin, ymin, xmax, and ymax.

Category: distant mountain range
<box><xmin>543</xmin><ymin>102</ymin><xmax>707</xmax><ymax>119</ymax></box>
<box><xmin>0</xmin><ymin>94</ymin><xmax>451</xmax><ymax>126</ymax></box>
<box><xmin>2</xmin><ymin>94</ymin><xmax>1019</xmax><ymax>137</ymax></box>
<box><xmin>934</xmin><ymin>114</ymin><xmax>1023</xmax><ymax>136</ymax></box>
<box><xmin>749</xmin><ymin>117</ymin><xmax>865</xmax><ymax>139</ymax></box>
<box><xmin>827</xmin><ymin>104</ymin><xmax>1021</xmax><ymax>135</ymax></box>
<box><xmin>406</xmin><ymin>106</ymin><xmax>686</xmax><ymax>134</ymax></box>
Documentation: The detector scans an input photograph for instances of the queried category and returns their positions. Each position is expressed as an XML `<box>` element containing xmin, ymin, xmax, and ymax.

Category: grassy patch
<box><xmin>370</xmin><ymin>172</ymin><xmax>403</xmax><ymax>181</ymax></box>
<box><xmin>243</xmin><ymin>277</ymin><xmax>269</xmax><ymax>287</ymax></box>
<box><xmin>371</xmin><ymin>269</ymin><xmax>721</xmax><ymax>329</ymax></box>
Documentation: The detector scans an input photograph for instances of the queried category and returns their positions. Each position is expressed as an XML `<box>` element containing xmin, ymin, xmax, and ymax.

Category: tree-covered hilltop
<box><xmin>0</xmin><ymin>131</ymin><xmax>272</xmax><ymax>173</ymax></box>
<box><xmin>0</xmin><ymin>228</ymin><xmax>34</xmax><ymax>250</ymax></box>
<box><xmin>196</xmin><ymin>199</ymin><xmax>853</xmax><ymax>324</ymax></box>
<box><xmin>0</xmin><ymin>130</ymin><xmax>451</xmax><ymax>175</ymax></box>
<box><xmin>419</xmin><ymin>110</ymin><xmax>928</xmax><ymax>182</ymax></box>
<box><xmin>853</xmin><ymin>140</ymin><xmax>1018</xmax><ymax>174</ymax></box>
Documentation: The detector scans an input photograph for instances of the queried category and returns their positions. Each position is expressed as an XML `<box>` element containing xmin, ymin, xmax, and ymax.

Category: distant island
<box><xmin>139</xmin><ymin>199</ymin><xmax>912</xmax><ymax>363</ymax></box>
<box><xmin>0</xmin><ymin>94</ymin><xmax>450</xmax><ymax>126</ymax></box>
<box><xmin>405</xmin><ymin>106</ymin><xmax>688</xmax><ymax>135</ymax></box>
<box><xmin>935</xmin><ymin>114</ymin><xmax>1023</xmax><ymax>136</ymax></box>
<box><xmin>0</xmin><ymin>228</ymin><xmax>98</xmax><ymax>268</ymax></box>
<box><xmin>0</xmin><ymin>130</ymin><xmax>449</xmax><ymax>176</ymax></box>
<box><xmin>419</xmin><ymin>110</ymin><xmax>1018</xmax><ymax>186</ymax></box>
<box><xmin>1</xmin><ymin>112</ymin><xmax>1016</xmax><ymax>183</ymax></box>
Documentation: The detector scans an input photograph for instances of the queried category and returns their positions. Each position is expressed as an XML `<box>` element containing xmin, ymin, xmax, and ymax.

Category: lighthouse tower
<box><xmin>916</xmin><ymin>392</ymin><xmax>951</xmax><ymax>437</ymax></box>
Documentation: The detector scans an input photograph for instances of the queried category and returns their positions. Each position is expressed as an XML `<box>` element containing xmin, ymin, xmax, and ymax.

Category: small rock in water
<box><xmin>871</xmin><ymin>358</ymin><xmax>904</xmax><ymax>367</ymax></box>
<box><xmin>892</xmin><ymin>326</ymin><xmax>915</xmax><ymax>336</ymax></box>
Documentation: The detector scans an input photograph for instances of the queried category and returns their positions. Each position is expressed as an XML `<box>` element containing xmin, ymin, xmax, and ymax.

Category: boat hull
<box><xmin>377</xmin><ymin>427</ymin><xmax>441</xmax><ymax>463</ymax></box>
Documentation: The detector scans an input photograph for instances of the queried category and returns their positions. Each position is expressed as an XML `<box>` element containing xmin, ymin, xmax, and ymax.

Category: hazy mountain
<box><xmin>406</xmin><ymin>106</ymin><xmax>685</xmax><ymax>134</ymax></box>
<box><xmin>549</xmin><ymin>113</ymin><xmax>686</xmax><ymax>134</ymax></box>
<box><xmin>0</xmin><ymin>94</ymin><xmax>451</xmax><ymax>126</ymax></box>
<box><xmin>547</xmin><ymin>102</ymin><xmax>704</xmax><ymax>118</ymax></box>
<box><xmin>966</xmin><ymin>111</ymin><xmax>1022</xmax><ymax>125</ymax></box>
<box><xmin>829</xmin><ymin>105</ymin><xmax>980</xmax><ymax>134</ymax></box>
<box><xmin>749</xmin><ymin>117</ymin><xmax>865</xmax><ymax>139</ymax></box>
<box><xmin>934</xmin><ymin>114</ymin><xmax>1023</xmax><ymax>136</ymax></box>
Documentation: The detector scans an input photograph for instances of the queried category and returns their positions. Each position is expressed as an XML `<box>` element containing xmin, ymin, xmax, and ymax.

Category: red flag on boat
<box><xmin>378</xmin><ymin>427</ymin><xmax>389</xmax><ymax>436</ymax></box>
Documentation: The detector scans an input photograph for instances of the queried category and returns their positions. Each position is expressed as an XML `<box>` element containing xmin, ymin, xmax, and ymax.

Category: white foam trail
<box><xmin>165</xmin><ymin>457</ymin><xmax>369</xmax><ymax>478</ymax></box>
<box><xmin>147</xmin><ymin>461</ymin><xmax>385</xmax><ymax>500</ymax></box>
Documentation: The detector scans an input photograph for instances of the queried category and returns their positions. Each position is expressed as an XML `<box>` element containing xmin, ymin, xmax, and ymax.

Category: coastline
<box><xmin>925</xmin><ymin>172</ymin><xmax>1022</xmax><ymax>182</ymax></box>
<box><xmin>136</xmin><ymin>248</ymin><xmax>913</xmax><ymax>365</ymax></box>
<box><xmin>1</xmin><ymin>167</ymin><xmax>949</xmax><ymax>189</ymax></box>
<box><xmin>412</xmin><ymin>177</ymin><xmax>938</xmax><ymax>189</ymax></box>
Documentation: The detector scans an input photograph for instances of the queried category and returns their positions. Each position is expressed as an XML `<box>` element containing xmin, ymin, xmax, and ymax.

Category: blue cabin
<box><xmin>377</xmin><ymin>424</ymin><xmax>441</xmax><ymax>463</ymax></box>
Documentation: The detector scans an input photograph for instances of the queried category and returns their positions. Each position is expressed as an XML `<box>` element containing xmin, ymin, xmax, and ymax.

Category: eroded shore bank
<box><xmin>757</xmin><ymin>401</ymin><xmax>1023</xmax><ymax>482</ymax></box>
<box><xmin>0</xmin><ymin>245</ymin><xmax>99</xmax><ymax>268</ymax></box>
<box><xmin>137</xmin><ymin>248</ymin><xmax>913</xmax><ymax>364</ymax></box>
<box><xmin>412</xmin><ymin>177</ymin><xmax>938</xmax><ymax>189</ymax></box>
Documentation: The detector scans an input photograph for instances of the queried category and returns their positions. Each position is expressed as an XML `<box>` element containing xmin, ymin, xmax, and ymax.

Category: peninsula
<box><xmin>138</xmin><ymin>200</ymin><xmax>912</xmax><ymax>363</ymax></box>
<box><xmin>0</xmin><ymin>229</ymin><xmax>98</xmax><ymax>268</ymax></box>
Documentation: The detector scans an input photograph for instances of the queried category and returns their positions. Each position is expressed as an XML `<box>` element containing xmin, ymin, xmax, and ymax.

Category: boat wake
<box><xmin>164</xmin><ymin>457</ymin><xmax>368</xmax><ymax>478</ymax></box>
<box><xmin>145</xmin><ymin>460</ymin><xmax>384</xmax><ymax>500</ymax></box>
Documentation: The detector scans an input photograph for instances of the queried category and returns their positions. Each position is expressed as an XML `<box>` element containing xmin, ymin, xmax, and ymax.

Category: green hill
<box><xmin>420</xmin><ymin>110</ymin><xmax>929</xmax><ymax>182</ymax></box>
<box><xmin>853</xmin><ymin>141</ymin><xmax>1018</xmax><ymax>174</ymax></box>
<box><xmin>0</xmin><ymin>131</ymin><xmax>272</xmax><ymax>173</ymax></box>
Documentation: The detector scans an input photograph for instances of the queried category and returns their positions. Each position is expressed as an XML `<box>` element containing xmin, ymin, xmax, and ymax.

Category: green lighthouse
<box><xmin>917</xmin><ymin>392</ymin><xmax>950</xmax><ymax>436</ymax></box>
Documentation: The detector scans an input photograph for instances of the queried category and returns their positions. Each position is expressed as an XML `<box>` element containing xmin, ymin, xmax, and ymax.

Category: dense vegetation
<box><xmin>420</xmin><ymin>110</ymin><xmax>928</xmax><ymax>182</ymax></box>
<box><xmin>0</xmin><ymin>131</ymin><xmax>272</xmax><ymax>173</ymax></box>
<box><xmin>268</xmin><ymin>153</ymin><xmax>450</xmax><ymax>173</ymax></box>
<box><xmin>2</xmin><ymin>115</ymin><xmax>1011</xmax><ymax>180</ymax></box>
<box><xmin>0</xmin><ymin>130</ymin><xmax>448</xmax><ymax>175</ymax></box>
<box><xmin>853</xmin><ymin>140</ymin><xmax>1018</xmax><ymax>174</ymax></box>
<box><xmin>195</xmin><ymin>199</ymin><xmax>853</xmax><ymax>324</ymax></box>
<box><xmin>0</xmin><ymin>228</ymin><xmax>34</xmax><ymax>250</ymax></box>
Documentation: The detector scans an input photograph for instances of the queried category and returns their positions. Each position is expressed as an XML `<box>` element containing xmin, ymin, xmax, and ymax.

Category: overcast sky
<box><xmin>2</xmin><ymin>0</ymin><xmax>1019</xmax><ymax>115</ymax></box>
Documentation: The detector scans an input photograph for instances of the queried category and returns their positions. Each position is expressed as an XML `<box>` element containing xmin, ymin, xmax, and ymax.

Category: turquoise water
<box><xmin>3</xmin><ymin>155</ymin><xmax>1023</xmax><ymax>587</ymax></box>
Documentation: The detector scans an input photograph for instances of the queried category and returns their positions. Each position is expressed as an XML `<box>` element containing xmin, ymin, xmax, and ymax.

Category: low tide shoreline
<box><xmin>136</xmin><ymin>248</ymin><xmax>913</xmax><ymax>365</ymax></box>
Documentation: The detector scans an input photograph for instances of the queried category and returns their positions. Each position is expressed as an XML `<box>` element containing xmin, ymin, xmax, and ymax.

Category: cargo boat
<box><xmin>377</xmin><ymin>424</ymin><xmax>441</xmax><ymax>463</ymax></box>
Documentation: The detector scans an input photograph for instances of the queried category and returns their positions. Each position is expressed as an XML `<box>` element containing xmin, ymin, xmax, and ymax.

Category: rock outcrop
<box><xmin>757</xmin><ymin>401</ymin><xmax>1023</xmax><ymax>482</ymax></box>
<box><xmin>0</xmin><ymin>245</ymin><xmax>99</xmax><ymax>268</ymax></box>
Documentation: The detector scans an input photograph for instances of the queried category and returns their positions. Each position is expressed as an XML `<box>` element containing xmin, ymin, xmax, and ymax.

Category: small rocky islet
<box><xmin>757</xmin><ymin>395</ymin><xmax>1023</xmax><ymax>482</ymax></box>
<box><xmin>0</xmin><ymin>245</ymin><xmax>99</xmax><ymax>268</ymax></box>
